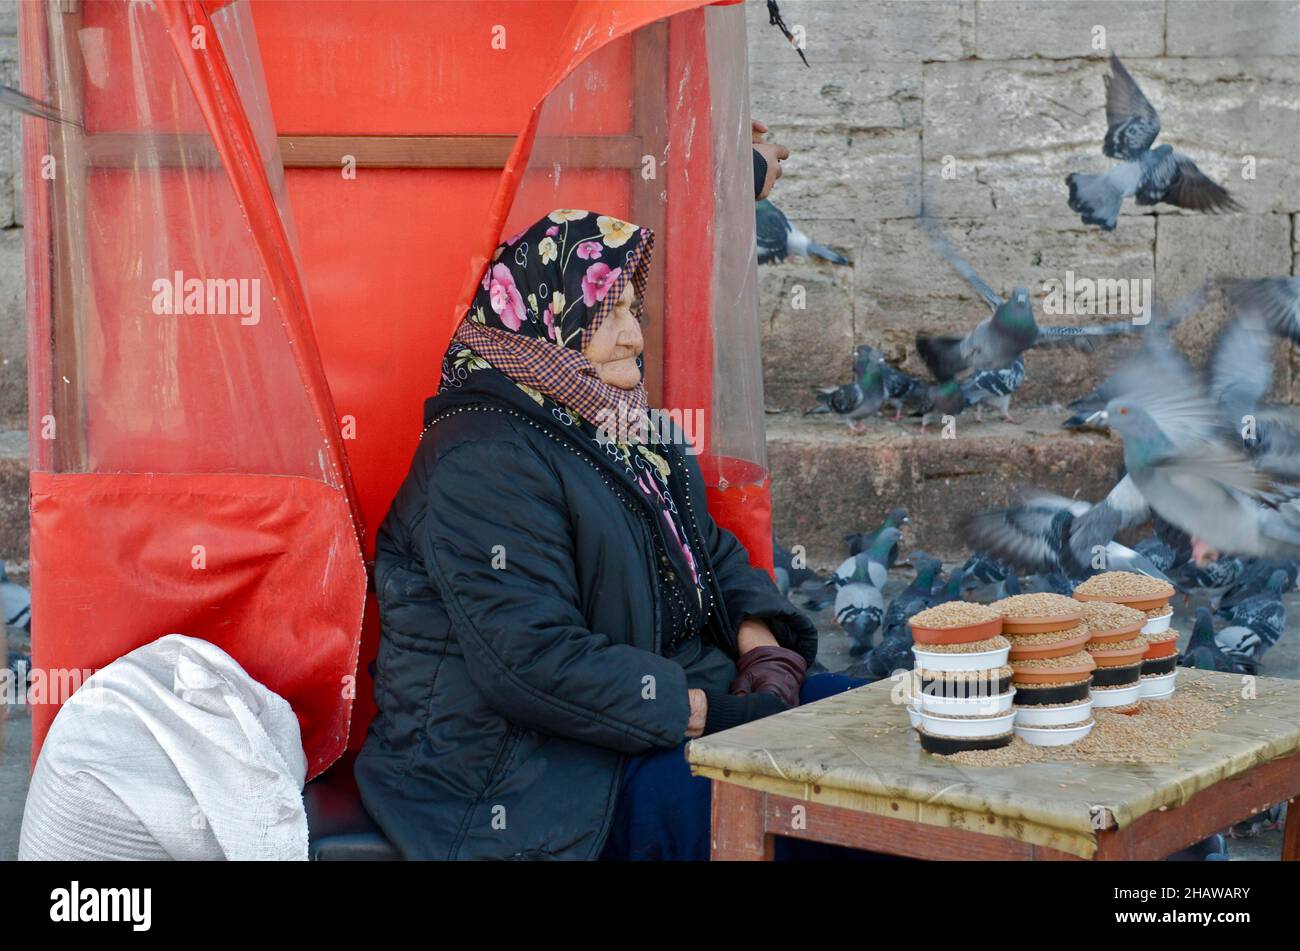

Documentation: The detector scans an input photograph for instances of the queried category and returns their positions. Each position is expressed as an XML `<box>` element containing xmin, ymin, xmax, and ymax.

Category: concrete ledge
<box><xmin>767</xmin><ymin>407</ymin><xmax>1123</xmax><ymax>565</ymax></box>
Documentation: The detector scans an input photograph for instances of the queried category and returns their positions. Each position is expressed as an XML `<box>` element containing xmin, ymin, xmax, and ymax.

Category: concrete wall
<box><xmin>748</xmin><ymin>0</ymin><xmax>1300</xmax><ymax>413</ymax></box>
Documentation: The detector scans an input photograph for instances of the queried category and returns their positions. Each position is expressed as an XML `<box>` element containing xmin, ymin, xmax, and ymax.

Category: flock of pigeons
<box><xmin>759</xmin><ymin>55</ymin><xmax>1268</xmax><ymax>436</ymax></box>
<box><xmin>776</xmin><ymin>506</ymin><xmax>1295</xmax><ymax>683</ymax></box>
<box><xmin>764</xmin><ymin>53</ymin><xmax>1299</xmax><ymax>682</ymax></box>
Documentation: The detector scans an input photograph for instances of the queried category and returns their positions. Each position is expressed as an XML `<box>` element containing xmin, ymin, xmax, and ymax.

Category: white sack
<box><xmin>20</xmin><ymin>634</ymin><xmax>308</xmax><ymax>860</ymax></box>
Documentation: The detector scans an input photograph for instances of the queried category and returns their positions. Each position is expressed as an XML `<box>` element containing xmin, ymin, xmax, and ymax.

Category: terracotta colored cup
<box><xmin>1089</xmin><ymin>643</ymin><xmax>1149</xmax><ymax>667</ymax></box>
<box><xmin>1007</xmin><ymin>628</ymin><xmax>1090</xmax><ymax>661</ymax></box>
<box><xmin>1074</xmin><ymin>585</ymin><xmax>1174</xmax><ymax>612</ymax></box>
<box><xmin>910</xmin><ymin>616</ymin><xmax>1003</xmax><ymax>646</ymax></box>
<box><xmin>1001</xmin><ymin>610</ymin><xmax>1082</xmax><ymax>635</ymax></box>
<box><xmin>1086</xmin><ymin>619</ymin><xmax>1144</xmax><ymax>645</ymax></box>
<box><xmin>1010</xmin><ymin>654</ymin><xmax>1097</xmax><ymax>683</ymax></box>
<box><xmin>1143</xmin><ymin>639</ymin><xmax>1179</xmax><ymax>659</ymax></box>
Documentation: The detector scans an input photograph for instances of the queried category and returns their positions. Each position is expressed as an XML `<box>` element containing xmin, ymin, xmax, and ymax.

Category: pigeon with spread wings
<box><xmin>1066</xmin><ymin>54</ymin><xmax>1240</xmax><ymax>231</ymax></box>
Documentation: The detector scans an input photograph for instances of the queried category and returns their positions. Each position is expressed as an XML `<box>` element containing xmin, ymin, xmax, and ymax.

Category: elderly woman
<box><xmin>356</xmin><ymin>209</ymin><xmax>855</xmax><ymax>861</ymax></box>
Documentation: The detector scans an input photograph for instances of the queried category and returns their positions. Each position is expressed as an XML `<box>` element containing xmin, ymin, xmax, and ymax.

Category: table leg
<box><xmin>710</xmin><ymin>782</ymin><xmax>773</xmax><ymax>860</ymax></box>
<box><xmin>1284</xmin><ymin>797</ymin><xmax>1299</xmax><ymax>861</ymax></box>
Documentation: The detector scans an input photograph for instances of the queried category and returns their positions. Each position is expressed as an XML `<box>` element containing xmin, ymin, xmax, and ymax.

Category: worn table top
<box><xmin>686</xmin><ymin>669</ymin><xmax>1300</xmax><ymax>858</ymax></box>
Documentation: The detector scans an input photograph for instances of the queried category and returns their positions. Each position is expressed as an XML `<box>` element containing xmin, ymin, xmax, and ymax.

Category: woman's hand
<box><xmin>685</xmin><ymin>689</ymin><xmax>708</xmax><ymax>739</ymax></box>
<box><xmin>730</xmin><ymin>618</ymin><xmax>807</xmax><ymax>708</ymax></box>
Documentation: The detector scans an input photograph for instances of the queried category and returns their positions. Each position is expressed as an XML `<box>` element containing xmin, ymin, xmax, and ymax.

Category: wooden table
<box><xmin>686</xmin><ymin>669</ymin><xmax>1300</xmax><ymax>860</ymax></box>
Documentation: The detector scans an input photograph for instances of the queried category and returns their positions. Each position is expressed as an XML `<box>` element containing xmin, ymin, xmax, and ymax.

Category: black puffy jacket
<box><xmin>354</xmin><ymin>368</ymin><xmax>817</xmax><ymax>860</ymax></box>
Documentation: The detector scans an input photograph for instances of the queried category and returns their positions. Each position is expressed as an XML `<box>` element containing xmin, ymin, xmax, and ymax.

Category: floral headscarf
<box><xmin>446</xmin><ymin>208</ymin><xmax>654</xmax><ymax>433</ymax></box>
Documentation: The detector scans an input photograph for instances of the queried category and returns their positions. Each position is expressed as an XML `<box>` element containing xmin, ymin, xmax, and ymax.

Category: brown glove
<box><xmin>729</xmin><ymin>645</ymin><xmax>807</xmax><ymax>708</ymax></box>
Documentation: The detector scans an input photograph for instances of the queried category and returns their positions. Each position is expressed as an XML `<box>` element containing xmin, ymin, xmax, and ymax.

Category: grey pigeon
<box><xmin>1216</xmin><ymin>558</ymin><xmax>1299</xmax><ymax>616</ymax></box>
<box><xmin>845</xmin><ymin>507</ymin><xmax>909</xmax><ymax>565</ymax></box>
<box><xmin>806</xmin><ymin>345</ymin><xmax>885</xmax><ymax>432</ymax></box>
<box><xmin>866</xmin><ymin>628</ymin><xmax>915</xmax><ymax>680</ymax></box>
<box><xmin>1173</xmin><ymin>554</ymin><xmax>1247</xmax><ymax>600</ymax></box>
<box><xmin>1099</xmin><ymin>395</ymin><xmax>1300</xmax><ymax>563</ymax></box>
<box><xmin>880</xmin><ymin>552</ymin><xmax>943</xmax><ymax>638</ymax></box>
<box><xmin>1212</xmin><ymin>569</ymin><xmax>1288</xmax><ymax>672</ymax></box>
<box><xmin>1066</xmin><ymin>54</ymin><xmax>1240</xmax><ymax>231</ymax></box>
<box><xmin>1180</xmin><ymin>607</ymin><xmax>1245</xmax><ymax>674</ymax></box>
<box><xmin>881</xmin><ymin>362</ymin><xmax>924</xmax><ymax>420</ymax></box>
<box><xmin>914</xmin><ymin>214</ymin><xmax>1131</xmax><ymax>380</ymax></box>
<box><xmin>756</xmin><ymin>199</ymin><xmax>849</xmax><ymax>265</ymax></box>
<box><xmin>961</xmin><ymin>356</ymin><xmax>1025</xmax><ymax>423</ymax></box>
<box><xmin>836</xmin><ymin>580</ymin><xmax>884</xmax><ymax>656</ymax></box>
<box><xmin>906</xmin><ymin>379</ymin><xmax>967</xmax><ymax>434</ymax></box>
<box><xmin>832</xmin><ymin>527</ymin><xmax>901</xmax><ymax>592</ymax></box>
<box><xmin>961</xmin><ymin>475</ymin><xmax>1170</xmax><ymax>581</ymax></box>
<box><xmin>1227</xmin><ymin>277</ymin><xmax>1299</xmax><ymax>345</ymax></box>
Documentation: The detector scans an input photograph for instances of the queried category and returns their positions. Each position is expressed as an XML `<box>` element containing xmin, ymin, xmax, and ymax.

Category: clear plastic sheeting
<box><xmin>499</xmin><ymin>3</ymin><xmax>773</xmax><ymax>568</ymax></box>
<box><xmin>20</xmin><ymin>0</ymin><xmax>365</xmax><ymax>777</ymax></box>
<box><xmin>25</xmin><ymin>0</ymin><xmax>334</xmax><ymax>480</ymax></box>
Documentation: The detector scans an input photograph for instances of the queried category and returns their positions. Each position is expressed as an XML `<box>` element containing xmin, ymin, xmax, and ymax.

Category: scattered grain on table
<box><xmin>942</xmin><ymin>692</ymin><xmax>1226</xmax><ymax>766</ymax></box>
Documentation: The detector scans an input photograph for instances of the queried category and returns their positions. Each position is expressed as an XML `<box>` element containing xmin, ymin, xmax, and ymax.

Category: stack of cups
<box><xmin>993</xmin><ymin>593</ymin><xmax>1096</xmax><ymax>746</ymax></box>
<box><xmin>1074</xmin><ymin>572</ymin><xmax>1178</xmax><ymax>708</ymax></box>
<box><xmin>907</xmin><ymin>601</ymin><xmax>1015</xmax><ymax>755</ymax></box>
<box><xmin>1078</xmin><ymin>600</ymin><xmax>1149</xmax><ymax>713</ymax></box>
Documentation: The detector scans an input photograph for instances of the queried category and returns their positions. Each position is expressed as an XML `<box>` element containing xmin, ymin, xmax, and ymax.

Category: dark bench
<box><xmin>304</xmin><ymin>753</ymin><xmax>401</xmax><ymax>861</ymax></box>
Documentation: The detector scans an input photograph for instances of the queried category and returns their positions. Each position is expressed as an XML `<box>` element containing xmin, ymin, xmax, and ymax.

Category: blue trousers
<box><xmin>599</xmin><ymin>672</ymin><xmax>877</xmax><ymax>861</ymax></box>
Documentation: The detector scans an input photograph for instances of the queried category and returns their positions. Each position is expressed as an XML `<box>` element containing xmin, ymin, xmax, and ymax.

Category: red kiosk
<box><xmin>19</xmin><ymin>0</ymin><xmax>772</xmax><ymax>785</ymax></box>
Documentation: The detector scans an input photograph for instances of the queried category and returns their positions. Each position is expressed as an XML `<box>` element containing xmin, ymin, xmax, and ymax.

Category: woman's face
<box><xmin>583</xmin><ymin>282</ymin><xmax>644</xmax><ymax>389</ymax></box>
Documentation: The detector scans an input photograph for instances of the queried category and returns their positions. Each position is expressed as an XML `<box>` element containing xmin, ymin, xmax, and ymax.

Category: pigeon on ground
<box><xmin>961</xmin><ymin>356</ymin><xmax>1025</xmax><ymax>423</ymax></box>
<box><xmin>881</xmin><ymin>362</ymin><xmax>924</xmax><ymax>421</ymax></box>
<box><xmin>914</xmin><ymin>214</ymin><xmax>1132</xmax><ymax>380</ymax></box>
<box><xmin>1022</xmin><ymin>572</ymin><xmax>1076</xmax><ymax>595</ymax></box>
<box><xmin>926</xmin><ymin>566</ymin><xmax>968</xmax><ymax>606</ymax></box>
<box><xmin>756</xmin><ymin>199</ymin><xmax>849</xmax><ymax>265</ymax></box>
<box><xmin>1179</xmin><ymin>607</ymin><xmax>1241</xmax><ymax>673</ymax></box>
<box><xmin>1173</xmin><ymin>555</ymin><xmax>1247</xmax><ymax>603</ymax></box>
<box><xmin>804</xmin><ymin>526</ymin><xmax>901</xmax><ymax>611</ymax></box>
<box><xmin>907</xmin><ymin>379</ymin><xmax>967</xmax><ymax>434</ymax></box>
<box><xmin>1135</xmin><ymin>534</ymin><xmax>1179</xmax><ymax>575</ymax></box>
<box><xmin>837</xmin><ymin>577</ymin><xmax>885</xmax><ymax>657</ymax></box>
<box><xmin>1212</xmin><ymin>569</ymin><xmax>1288</xmax><ymax>672</ymax></box>
<box><xmin>806</xmin><ymin>345</ymin><xmax>885</xmax><ymax>433</ymax></box>
<box><xmin>1229</xmin><ymin>804</ymin><xmax>1286</xmax><ymax>840</ymax></box>
<box><xmin>845</xmin><ymin>507</ymin><xmax>909</xmax><ymax>566</ymax></box>
<box><xmin>866</xmin><ymin>627</ymin><xmax>915</xmax><ymax>679</ymax></box>
<box><xmin>880</xmin><ymin>552</ymin><xmax>943</xmax><ymax>638</ymax></box>
<box><xmin>1216</xmin><ymin>558</ymin><xmax>1299</xmax><ymax>616</ymax></box>
<box><xmin>773</xmin><ymin>540</ymin><xmax>818</xmax><ymax>598</ymax></box>
<box><xmin>1065</xmin><ymin>54</ymin><xmax>1240</xmax><ymax>231</ymax></box>
<box><xmin>959</xmin><ymin>552</ymin><xmax>1023</xmax><ymax>600</ymax></box>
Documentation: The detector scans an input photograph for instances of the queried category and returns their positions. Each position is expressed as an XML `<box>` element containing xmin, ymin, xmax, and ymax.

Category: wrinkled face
<box><xmin>583</xmin><ymin>282</ymin><xmax>645</xmax><ymax>389</ymax></box>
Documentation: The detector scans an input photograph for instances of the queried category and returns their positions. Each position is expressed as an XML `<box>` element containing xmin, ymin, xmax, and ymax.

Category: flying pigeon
<box><xmin>958</xmin><ymin>552</ymin><xmax>1022</xmax><ymax>600</ymax></box>
<box><xmin>806</xmin><ymin>345</ymin><xmax>885</xmax><ymax>433</ymax></box>
<box><xmin>914</xmin><ymin>214</ymin><xmax>1131</xmax><ymax>380</ymax></box>
<box><xmin>756</xmin><ymin>199</ymin><xmax>849</xmax><ymax>265</ymax></box>
<box><xmin>961</xmin><ymin>477</ymin><xmax>1152</xmax><ymax>579</ymax></box>
<box><xmin>960</xmin><ymin>356</ymin><xmax>1025</xmax><ymax>423</ymax></box>
<box><xmin>1098</xmin><ymin>394</ymin><xmax>1300</xmax><ymax>564</ymax></box>
<box><xmin>1227</xmin><ymin>277</ymin><xmax>1300</xmax><ymax>345</ymax></box>
<box><xmin>1065</xmin><ymin>54</ymin><xmax>1240</xmax><ymax>231</ymax></box>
